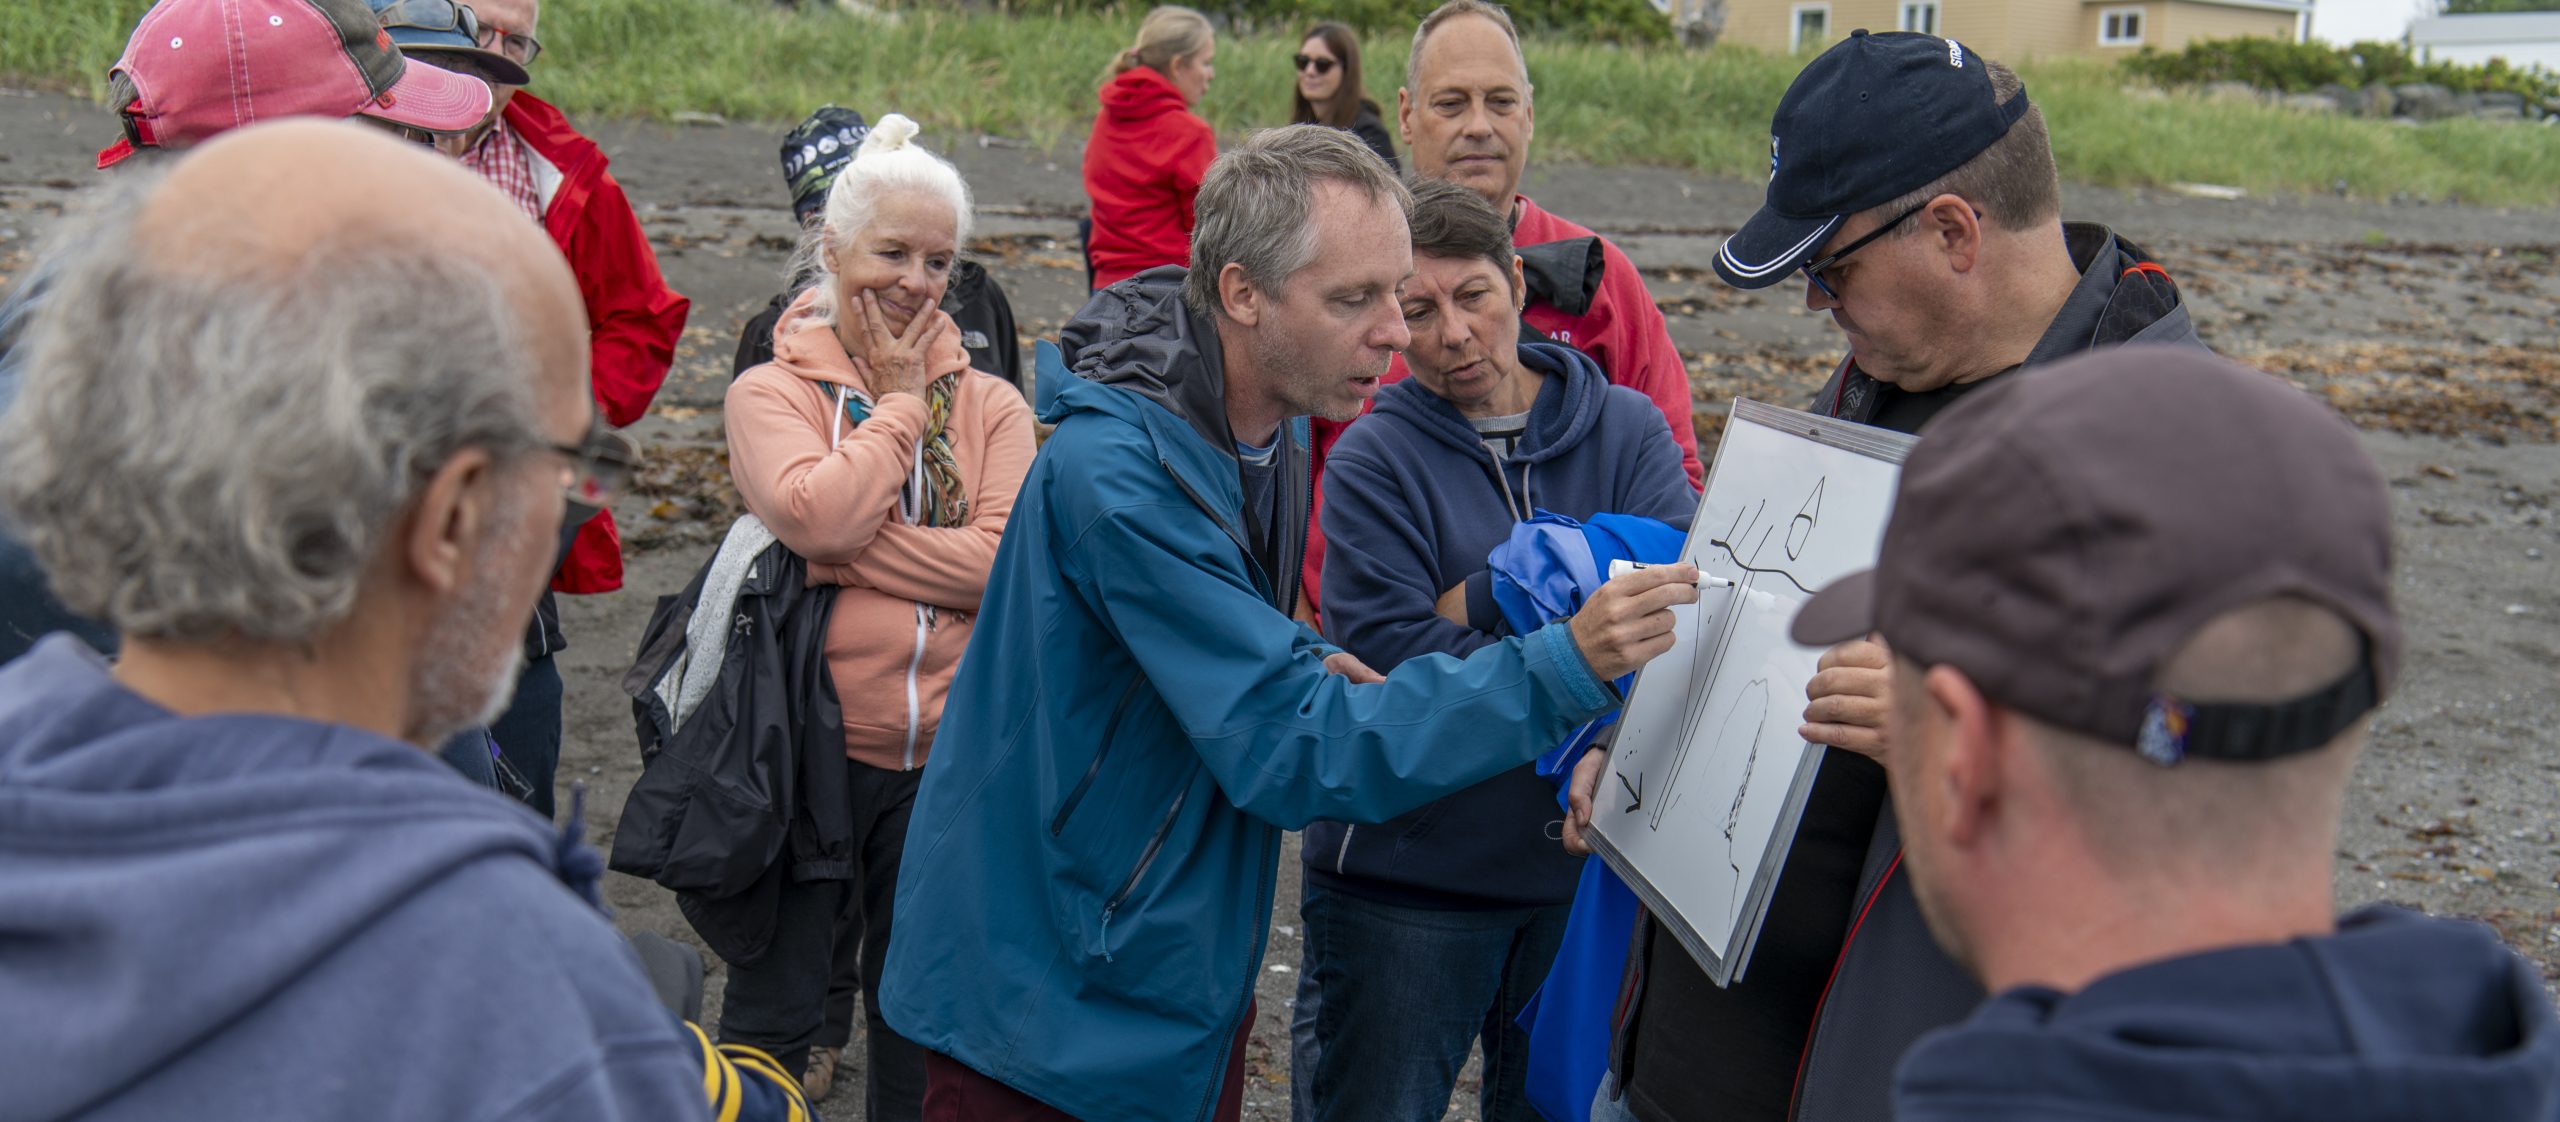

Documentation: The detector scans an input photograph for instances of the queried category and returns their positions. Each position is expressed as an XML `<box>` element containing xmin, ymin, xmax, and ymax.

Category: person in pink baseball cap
<box><xmin>370</xmin><ymin>0</ymin><xmax>692</xmax><ymax>833</ymax></box>
<box><xmin>96</xmin><ymin>0</ymin><xmax>493</xmax><ymax>169</ymax></box>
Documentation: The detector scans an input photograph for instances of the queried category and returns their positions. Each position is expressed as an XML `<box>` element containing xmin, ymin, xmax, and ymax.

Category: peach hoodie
<box><xmin>725</xmin><ymin>288</ymin><xmax>1037</xmax><ymax>771</ymax></box>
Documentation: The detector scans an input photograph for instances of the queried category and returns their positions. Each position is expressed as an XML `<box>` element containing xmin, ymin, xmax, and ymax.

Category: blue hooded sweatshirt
<box><xmin>1896</xmin><ymin>907</ymin><xmax>2560</xmax><ymax>1122</ymax></box>
<box><xmin>0</xmin><ymin>637</ymin><xmax>713</xmax><ymax>1122</ymax></box>
<box><xmin>878</xmin><ymin>268</ymin><xmax>1620</xmax><ymax>1122</ymax></box>
<box><xmin>1305</xmin><ymin>342</ymin><xmax>1696</xmax><ymax>909</ymax></box>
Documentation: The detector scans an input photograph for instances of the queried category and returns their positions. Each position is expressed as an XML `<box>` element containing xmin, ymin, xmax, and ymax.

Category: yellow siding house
<box><xmin>1706</xmin><ymin>0</ymin><xmax>2307</xmax><ymax>60</ymax></box>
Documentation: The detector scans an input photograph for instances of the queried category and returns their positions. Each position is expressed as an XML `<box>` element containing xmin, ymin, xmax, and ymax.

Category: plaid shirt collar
<box><xmin>460</xmin><ymin>119</ymin><xmax>543</xmax><ymax>223</ymax></box>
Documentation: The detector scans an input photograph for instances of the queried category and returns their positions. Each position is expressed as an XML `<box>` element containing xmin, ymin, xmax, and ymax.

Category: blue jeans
<box><xmin>1289</xmin><ymin>880</ymin><xmax>1570</xmax><ymax>1122</ymax></box>
<box><xmin>1589</xmin><ymin>1072</ymin><xmax>1639</xmax><ymax>1122</ymax></box>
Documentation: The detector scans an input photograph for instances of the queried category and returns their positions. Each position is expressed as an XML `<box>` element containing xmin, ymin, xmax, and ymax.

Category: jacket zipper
<box><xmin>1287</xmin><ymin>419</ymin><xmax>1314</xmax><ymax>614</ymax></box>
<box><xmin>1051</xmin><ymin>674</ymin><xmax>1149</xmax><ymax>836</ymax></box>
<box><xmin>1160</xmin><ymin>458</ymin><xmax>1270</xmax><ymax>600</ymax></box>
<box><xmin>1787</xmin><ymin>850</ymin><xmax>1904</xmax><ymax>1119</ymax></box>
<box><xmin>1097</xmin><ymin>776</ymin><xmax>1192</xmax><ymax>962</ymax></box>
<box><xmin>902</xmin><ymin>601</ymin><xmax>930</xmax><ymax>770</ymax></box>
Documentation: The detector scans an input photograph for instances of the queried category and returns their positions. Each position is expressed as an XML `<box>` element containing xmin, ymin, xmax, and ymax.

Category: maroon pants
<box><xmin>921</xmin><ymin>1001</ymin><xmax>1255</xmax><ymax>1122</ymax></box>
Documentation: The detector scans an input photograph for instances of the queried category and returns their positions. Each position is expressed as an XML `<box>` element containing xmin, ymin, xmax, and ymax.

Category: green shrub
<box><xmin>2120</xmin><ymin>36</ymin><xmax>2560</xmax><ymax>101</ymax></box>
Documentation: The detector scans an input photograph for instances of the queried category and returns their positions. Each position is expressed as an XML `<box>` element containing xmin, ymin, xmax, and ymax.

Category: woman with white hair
<box><xmin>722</xmin><ymin>113</ymin><xmax>1036</xmax><ymax>1115</ymax></box>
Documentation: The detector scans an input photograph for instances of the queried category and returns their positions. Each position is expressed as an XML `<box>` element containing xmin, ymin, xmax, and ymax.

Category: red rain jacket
<box><xmin>1083</xmin><ymin>67</ymin><xmax>1216</xmax><ymax>289</ymax></box>
<box><xmin>509</xmin><ymin>93</ymin><xmax>691</xmax><ymax>594</ymax></box>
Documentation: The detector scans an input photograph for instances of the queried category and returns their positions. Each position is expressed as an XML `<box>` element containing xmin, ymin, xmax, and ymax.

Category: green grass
<box><xmin>7</xmin><ymin>0</ymin><xmax>2556</xmax><ymax>204</ymax></box>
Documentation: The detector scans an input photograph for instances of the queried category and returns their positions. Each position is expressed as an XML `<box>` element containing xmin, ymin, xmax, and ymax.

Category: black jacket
<box><xmin>613</xmin><ymin>531</ymin><xmax>849</xmax><ymax>966</ymax></box>
<box><xmin>731</xmin><ymin>259</ymin><xmax>1023</xmax><ymax>390</ymax></box>
<box><xmin>1613</xmin><ymin>223</ymin><xmax>2204</xmax><ymax>1122</ymax></box>
<box><xmin>1347</xmin><ymin>100</ymin><xmax>1399</xmax><ymax>174</ymax></box>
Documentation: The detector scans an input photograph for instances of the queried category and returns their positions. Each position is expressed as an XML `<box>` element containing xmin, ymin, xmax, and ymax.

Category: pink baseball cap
<box><xmin>99</xmin><ymin>0</ymin><xmax>492</xmax><ymax>168</ymax></box>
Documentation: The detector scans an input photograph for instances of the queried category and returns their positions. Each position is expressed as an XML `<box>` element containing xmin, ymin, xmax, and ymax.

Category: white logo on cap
<box><xmin>1949</xmin><ymin>40</ymin><xmax>1964</xmax><ymax>67</ymax></box>
<box><xmin>1769</xmin><ymin>135</ymin><xmax>1781</xmax><ymax>174</ymax></box>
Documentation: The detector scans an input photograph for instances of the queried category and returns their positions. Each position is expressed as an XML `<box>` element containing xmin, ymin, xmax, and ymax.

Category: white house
<box><xmin>2407</xmin><ymin>12</ymin><xmax>2560</xmax><ymax>73</ymax></box>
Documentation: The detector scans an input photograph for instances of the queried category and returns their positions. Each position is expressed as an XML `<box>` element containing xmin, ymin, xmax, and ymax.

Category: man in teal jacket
<box><xmin>880</xmin><ymin>126</ymin><xmax>1698</xmax><ymax>1122</ymax></box>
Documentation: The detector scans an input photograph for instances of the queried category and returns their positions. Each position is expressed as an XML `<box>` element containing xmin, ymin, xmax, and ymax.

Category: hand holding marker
<box><xmin>1610</xmin><ymin>559</ymin><xmax>1736</xmax><ymax>592</ymax></box>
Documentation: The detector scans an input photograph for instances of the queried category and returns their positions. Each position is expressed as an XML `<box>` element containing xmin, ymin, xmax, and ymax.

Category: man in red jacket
<box><xmin>1300</xmin><ymin>0</ymin><xmax>1700</xmax><ymax>622</ymax></box>
<box><xmin>385</xmin><ymin>0</ymin><xmax>690</xmax><ymax>817</ymax></box>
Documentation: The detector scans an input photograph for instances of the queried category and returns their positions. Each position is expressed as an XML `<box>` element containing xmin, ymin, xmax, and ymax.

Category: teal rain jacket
<box><xmin>878</xmin><ymin>269</ymin><xmax>1620</xmax><ymax>1121</ymax></box>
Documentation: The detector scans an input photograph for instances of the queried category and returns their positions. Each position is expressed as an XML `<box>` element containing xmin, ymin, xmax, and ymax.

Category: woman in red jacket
<box><xmin>1083</xmin><ymin>5</ymin><xmax>1216</xmax><ymax>289</ymax></box>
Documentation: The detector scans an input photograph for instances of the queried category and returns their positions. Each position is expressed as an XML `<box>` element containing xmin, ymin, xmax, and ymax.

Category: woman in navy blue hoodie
<box><xmin>1290</xmin><ymin>180</ymin><xmax>1699</xmax><ymax>1122</ymax></box>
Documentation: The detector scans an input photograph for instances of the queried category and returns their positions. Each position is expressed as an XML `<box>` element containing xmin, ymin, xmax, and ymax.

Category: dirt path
<box><xmin>5</xmin><ymin>92</ymin><xmax>2555</xmax><ymax>1120</ymax></box>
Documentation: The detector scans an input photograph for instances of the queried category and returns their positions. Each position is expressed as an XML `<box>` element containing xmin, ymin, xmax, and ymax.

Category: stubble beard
<box><xmin>404</xmin><ymin>505</ymin><xmax>542</xmax><ymax>748</ymax></box>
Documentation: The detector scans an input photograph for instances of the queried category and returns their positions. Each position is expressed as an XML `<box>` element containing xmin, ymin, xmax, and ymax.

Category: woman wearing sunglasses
<box><xmin>1082</xmin><ymin>5</ymin><xmax>1217</xmax><ymax>290</ymax></box>
<box><xmin>1290</xmin><ymin>22</ymin><xmax>1398</xmax><ymax>173</ymax></box>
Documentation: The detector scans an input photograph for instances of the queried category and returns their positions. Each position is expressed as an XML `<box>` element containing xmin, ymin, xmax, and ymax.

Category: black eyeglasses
<box><xmin>477</xmin><ymin>25</ymin><xmax>542</xmax><ymax>66</ymax></box>
<box><xmin>547</xmin><ymin>416</ymin><xmax>641</xmax><ymax>525</ymax></box>
<box><xmin>1800</xmin><ymin>200</ymin><xmax>1928</xmax><ymax>301</ymax></box>
<box><xmin>1293</xmin><ymin>53</ymin><xmax>1338</xmax><ymax>75</ymax></box>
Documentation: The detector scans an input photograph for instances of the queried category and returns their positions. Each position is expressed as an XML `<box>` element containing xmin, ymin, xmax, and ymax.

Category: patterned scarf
<box><xmin>840</xmin><ymin>373</ymin><xmax>970</xmax><ymax>529</ymax></box>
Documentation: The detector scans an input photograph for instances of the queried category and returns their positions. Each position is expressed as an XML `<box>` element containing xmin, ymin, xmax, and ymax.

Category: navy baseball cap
<box><xmin>781</xmin><ymin>106</ymin><xmax>870</xmax><ymax>225</ymax></box>
<box><xmin>1715</xmin><ymin>30</ymin><xmax>2031</xmax><ymax>290</ymax></box>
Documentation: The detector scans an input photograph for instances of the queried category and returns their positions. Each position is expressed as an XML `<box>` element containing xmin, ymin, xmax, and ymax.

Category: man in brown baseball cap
<box><xmin>1793</xmin><ymin>346</ymin><xmax>2560</xmax><ymax>1121</ymax></box>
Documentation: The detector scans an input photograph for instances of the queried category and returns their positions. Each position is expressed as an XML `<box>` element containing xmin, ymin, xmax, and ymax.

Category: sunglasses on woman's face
<box><xmin>1293</xmin><ymin>54</ymin><xmax>1338</xmax><ymax>76</ymax></box>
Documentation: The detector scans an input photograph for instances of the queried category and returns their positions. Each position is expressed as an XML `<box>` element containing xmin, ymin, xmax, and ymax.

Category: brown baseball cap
<box><xmin>1791</xmin><ymin>346</ymin><xmax>2400</xmax><ymax>766</ymax></box>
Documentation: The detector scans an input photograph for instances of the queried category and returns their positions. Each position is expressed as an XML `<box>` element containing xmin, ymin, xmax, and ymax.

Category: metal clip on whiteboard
<box><xmin>1608</xmin><ymin>559</ymin><xmax>1742</xmax><ymax>638</ymax></box>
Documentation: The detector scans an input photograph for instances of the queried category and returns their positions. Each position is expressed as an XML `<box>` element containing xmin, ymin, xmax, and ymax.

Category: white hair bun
<box><xmin>861</xmin><ymin>113</ymin><xmax>921</xmax><ymax>157</ymax></box>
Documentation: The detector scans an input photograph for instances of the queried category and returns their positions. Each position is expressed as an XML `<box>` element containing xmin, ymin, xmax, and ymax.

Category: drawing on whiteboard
<box><xmin>1587</xmin><ymin>398</ymin><xmax>1914</xmax><ymax>988</ymax></box>
<box><xmin>1637</xmin><ymin>476</ymin><xmax>1829</xmax><ymax>834</ymax></box>
<box><xmin>1700</xmin><ymin>478</ymin><xmax>1827</xmax><ymax>596</ymax></box>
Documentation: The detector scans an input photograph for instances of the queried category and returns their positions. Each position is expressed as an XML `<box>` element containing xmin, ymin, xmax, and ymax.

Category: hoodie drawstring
<box><xmin>1483</xmin><ymin>442</ymin><xmax>1535</xmax><ymax>524</ymax></box>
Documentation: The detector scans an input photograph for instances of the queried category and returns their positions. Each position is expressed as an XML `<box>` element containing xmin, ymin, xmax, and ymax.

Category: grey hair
<box><xmin>799</xmin><ymin>112</ymin><xmax>974</xmax><ymax>328</ymax></box>
<box><xmin>1407</xmin><ymin>0</ymin><xmax>1530</xmax><ymax>98</ymax></box>
<box><xmin>0</xmin><ymin>173</ymin><xmax>546</xmax><ymax>643</ymax></box>
<box><xmin>1184</xmin><ymin>125</ymin><xmax>1412</xmax><ymax>321</ymax></box>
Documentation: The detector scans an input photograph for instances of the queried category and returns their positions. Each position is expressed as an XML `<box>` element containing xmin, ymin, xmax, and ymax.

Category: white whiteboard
<box><xmin>1588</xmin><ymin>398</ymin><xmax>1914</xmax><ymax>986</ymax></box>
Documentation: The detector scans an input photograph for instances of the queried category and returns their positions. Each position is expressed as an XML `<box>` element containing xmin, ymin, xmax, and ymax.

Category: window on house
<box><xmin>1899</xmin><ymin>1</ymin><xmax>1938</xmax><ymax>34</ymax></box>
<box><xmin>1791</xmin><ymin>4</ymin><xmax>1831</xmax><ymax>51</ymax></box>
<box><xmin>2099</xmin><ymin>7</ymin><xmax>2144</xmax><ymax>45</ymax></box>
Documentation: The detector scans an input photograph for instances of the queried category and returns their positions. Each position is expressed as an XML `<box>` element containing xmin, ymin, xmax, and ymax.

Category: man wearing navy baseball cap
<box><xmin>1570</xmin><ymin>30</ymin><xmax>2207</xmax><ymax>1122</ymax></box>
<box><xmin>1795</xmin><ymin>347</ymin><xmax>2560</xmax><ymax>1121</ymax></box>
